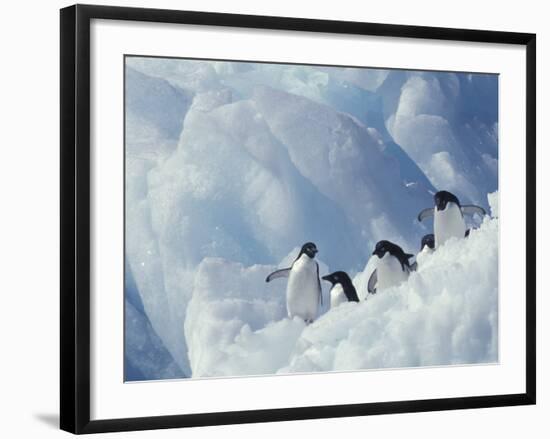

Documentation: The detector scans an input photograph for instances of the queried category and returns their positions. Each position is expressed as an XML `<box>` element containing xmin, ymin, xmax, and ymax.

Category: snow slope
<box><xmin>124</xmin><ymin>58</ymin><xmax>498</xmax><ymax>380</ymax></box>
<box><xmin>184</xmin><ymin>196</ymin><xmax>498</xmax><ymax>377</ymax></box>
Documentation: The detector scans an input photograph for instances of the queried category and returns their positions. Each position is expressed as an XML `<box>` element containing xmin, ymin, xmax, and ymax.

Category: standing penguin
<box><xmin>367</xmin><ymin>240</ymin><xmax>415</xmax><ymax>295</ymax></box>
<box><xmin>321</xmin><ymin>271</ymin><xmax>359</xmax><ymax>308</ymax></box>
<box><xmin>265</xmin><ymin>242</ymin><xmax>321</xmax><ymax>323</ymax></box>
<box><xmin>417</xmin><ymin>190</ymin><xmax>486</xmax><ymax>248</ymax></box>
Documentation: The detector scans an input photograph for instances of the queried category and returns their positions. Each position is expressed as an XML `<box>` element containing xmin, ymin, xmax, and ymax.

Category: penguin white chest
<box><xmin>434</xmin><ymin>203</ymin><xmax>466</xmax><ymax>247</ymax></box>
<box><xmin>377</xmin><ymin>253</ymin><xmax>408</xmax><ymax>291</ymax></box>
<box><xmin>330</xmin><ymin>284</ymin><xmax>347</xmax><ymax>309</ymax></box>
<box><xmin>286</xmin><ymin>255</ymin><xmax>320</xmax><ymax>321</ymax></box>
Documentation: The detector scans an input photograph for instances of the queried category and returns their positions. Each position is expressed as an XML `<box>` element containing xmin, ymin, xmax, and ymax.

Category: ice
<box><xmin>125</xmin><ymin>67</ymin><xmax>192</xmax><ymax>157</ymax></box>
<box><xmin>125</xmin><ymin>300</ymin><xmax>186</xmax><ymax>380</ymax></box>
<box><xmin>124</xmin><ymin>261</ymin><xmax>184</xmax><ymax>380</ymax></box>
<box><xmin>385</xmin><ymin>72</ymin><xmax>498</xmax><ymax>207</ymax></box>
<box><xmin>124</xmin><ymin>59</ymin><xmax>499</xmax><ymax>380</ymax></box>
<box><xmin>183</xmin><ymin>204</ymin><xmax>498</xmax><ymax>377</ymax></box>
<box><xmin>251</xmin><ymin>85</ymin><xmax>432</xmax><ymax>250</ymax></box>
<box><xmin>146</xmin><ymin>93</ymin><xmax>372</xmax><ymax>270</ymax></box>
<box><xmin>184</xmin><ymin>257</ymin><xmax>296</xmax><ymax>377</ymax></box>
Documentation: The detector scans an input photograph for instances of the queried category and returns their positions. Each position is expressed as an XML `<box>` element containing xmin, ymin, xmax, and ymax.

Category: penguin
<box><xmin>415</xmin><ymin>233</ymin><xmax>435</xmax><ymax>268</ymax></box>
<box><xmin>265</xmin><ymin>242</ymin><xmax>321</xmax><ymax>323</ymax></box>
<box><xmin>420</xmin><ymin>233</ymin><xmax>435</xmax><ymax>251</ymax></box>
<box><xmin>321</xmin><ymin>271</ymin><xmax>359</xmax><ymax>308</ymax></box>
<box><xmin>367</xmin><ymin>240</ymin><xmax>415</xmax><ymax>295</ymax></box>
<box><xmin>417</xmin><ymin>190</ymin><xmax>486</xmax><ymax>248</ymax></box>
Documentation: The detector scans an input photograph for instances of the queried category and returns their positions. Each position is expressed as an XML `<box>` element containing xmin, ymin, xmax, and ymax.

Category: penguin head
<box><xmin>372</xmin><ymin>240</ymin><xmax>398</xmax><ymax>259</ymax></box>
<box><xmin>373</xmin><ymin>240</ymin><xmax>413</xmax><ymax>269</ymax></box>
<box><xmin>300</xmin><ymin>242</ymin><xmax>318</xmax><ymax>259</ymax></box>
<box><xmin>434</xmin><ymin>190</ymin><xmax>460</xmax><ymax>211</ymax></box>
<box><xmin>420</xmin><ymin>234</ymin><xmax>435</xmax><ymax>251</ymax></box>
<box><xmin>322</xmin><ymin>271</ymin><xmax>350</xmax><ymax>286</ymax></box>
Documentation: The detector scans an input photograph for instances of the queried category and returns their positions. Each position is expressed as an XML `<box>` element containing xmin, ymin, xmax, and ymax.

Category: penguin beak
<box><xmin>436</xmin><ymin>198</ymin><xmax>446</xmax><ymax>211</ymax></box>
<box><xmin>321</xmin><ymin>274</ymin><xmax>331</xmax><ymax>282</ymax></box>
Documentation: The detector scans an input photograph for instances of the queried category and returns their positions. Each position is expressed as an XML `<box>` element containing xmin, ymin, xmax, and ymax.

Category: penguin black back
<box><xmin>372</xmin><ymin>240</ymin><xmax>414</xmax><ymax>271</ymax></box>
<box><xmin>322</xmin><ymin>271</ymin><xmax>359</xmax><ymax>302</ymax></box>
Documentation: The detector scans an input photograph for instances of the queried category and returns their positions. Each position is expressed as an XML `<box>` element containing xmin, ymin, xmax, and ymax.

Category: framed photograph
<box><xmin>60</xmin><ymin>4</ymin><xmax>536</xmax><ymax>434</ymax></box>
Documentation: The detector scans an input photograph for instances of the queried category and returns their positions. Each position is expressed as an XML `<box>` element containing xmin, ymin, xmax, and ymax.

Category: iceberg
<box><xmin>124</xmin><ymin>58</ymin><xmax>499</xmax><ymax>380</ymax></box>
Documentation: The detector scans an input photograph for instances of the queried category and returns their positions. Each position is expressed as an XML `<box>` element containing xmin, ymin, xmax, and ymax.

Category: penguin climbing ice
<box><xmin>367</xmin><ymin>240</ymin><xmax>416</xmax><ymax>295</ymax></box>
<box><xmin>415</xmin><ymin>233</ymin><xmax>435</xmax><ymax>268</ymax></box>
<box><xmin>420</xmin><ymin>233</ymin><xmax>435</xmax><ymax>251</ymax></box>
<box><xmin>321</xmin><ymin>271</ymin><xmax>359</xmax><ymax>308</ymax></box>
<box><xmin>265</xmin><ymin>242</ymin><xmax>322</xmax><ymax>323</ymax></box>
<box><xmin>417</xmin><ymin>190</ymin><xmax>486</xmax><ymax>248</ymax></box>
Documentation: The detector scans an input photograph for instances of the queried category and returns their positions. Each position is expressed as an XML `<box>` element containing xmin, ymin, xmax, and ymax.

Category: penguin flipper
<box><xmin>409</xmin><ymin>261</ymin><xmax>418</xmax><ymax>272</ymax></box>
<box><xmin>417</xmin><ymin>207</ymin><xmax>434</xmax><ymax>222</ymax></box>
<box><xmin>461</xmin><ymin>205</ymin><xmax>487</xmax><ymax>217</ymax></box>
<box><xmin>367</xmin><ymin>269</ymin><xmax>378</xmax><ymax>295</ymax></box>
<box><xmin>265</xmin><ymin>268</ymin><xmax>291</xmax><ymax>283</ymax></box>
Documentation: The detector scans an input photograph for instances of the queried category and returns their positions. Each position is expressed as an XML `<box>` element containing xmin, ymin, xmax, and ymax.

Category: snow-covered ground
<box><xmin>124</xmin><ymin>58</ymin><xmax>498</xmax><ymax>380</ymax></box>
<box><xmin>184</xmin><ymin>197</ymin><xmax>498</xmax><ymax>377</ymax></box>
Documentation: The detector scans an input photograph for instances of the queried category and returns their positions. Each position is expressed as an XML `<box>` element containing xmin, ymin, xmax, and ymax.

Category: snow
<box><xmin>184</xmin><ymin>257</ymin><xmax>307</xmax><ymax>377</ymax></box>
<box><xmin>124</xmin><ymin>57</ymin><xmax>499</xmax><ymax>380</ymax></box>
<box><xmin>183</xmin><ymin>199</ymin><xmax>498</xmax><ymax>377</ymax></box>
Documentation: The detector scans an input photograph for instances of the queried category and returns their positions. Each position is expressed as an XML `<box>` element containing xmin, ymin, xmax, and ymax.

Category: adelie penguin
<box><xmin>420</xmin><ymin>233</ymin><xmax>435</xmax><ymax>251</ymax></box>
<box><xmin>417</xmin><ymin>190</ymin><xmax>486</xmax><ymax>248</ymax></box>
<box><xmin>367</xmin><ymin>240</ymin><xmax>416</xmax><ymax>295</ymax></box>
<box><xmin>322</xmin><ymin>271</ymin><xmax>359</xmax><ymax>308</ymax></box>
<box><xmin>415</xmin><ymin>233</ymin><xmax>435</xmax><ymax>268</ymax></box>
<box><xmin>265</xmin><ymin>242</ymin><xmax>322</xmax><ymax>323</ymax></box>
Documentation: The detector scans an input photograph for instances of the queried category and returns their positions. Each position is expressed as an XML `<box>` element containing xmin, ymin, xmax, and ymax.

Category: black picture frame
<box><xmin>60</xmin><ymin>3</ymin><xmax>536</xmax><ymax>434</ymax></box>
